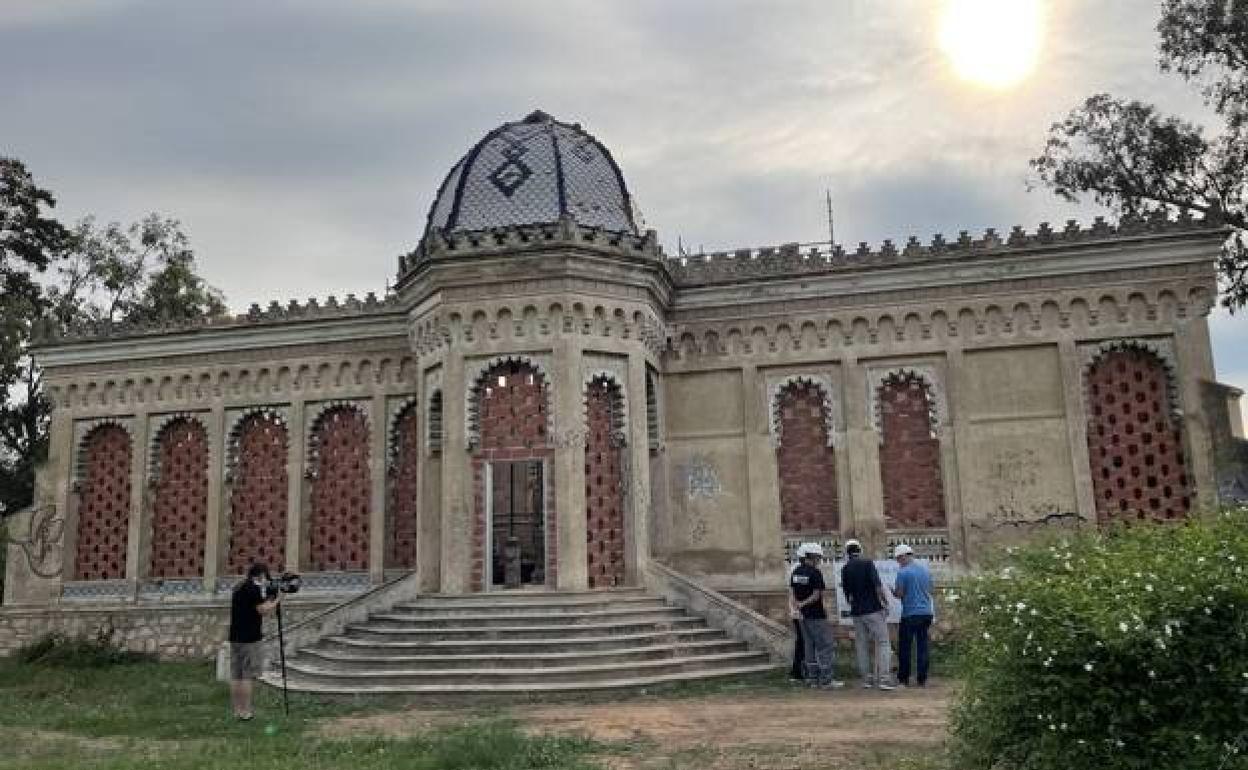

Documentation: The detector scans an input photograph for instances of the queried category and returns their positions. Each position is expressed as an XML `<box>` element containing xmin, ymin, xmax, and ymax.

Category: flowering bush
<box><xmin>948</xmin><ymin>507</ymin><xmax>1248</xmax><ymax>770</ymax></box>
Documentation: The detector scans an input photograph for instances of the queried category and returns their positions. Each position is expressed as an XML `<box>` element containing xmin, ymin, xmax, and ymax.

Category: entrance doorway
<box><xmin>489</xmin><ymin>460</ymin><xmax>546</xmax><ymax>587</ymax></box>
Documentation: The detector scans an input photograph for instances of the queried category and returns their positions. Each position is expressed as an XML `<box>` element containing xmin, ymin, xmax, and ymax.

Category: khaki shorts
<box><xmin>230</xmin><ymin>642</ymin><xmax>265</xmax><ymax>680</ymax></box>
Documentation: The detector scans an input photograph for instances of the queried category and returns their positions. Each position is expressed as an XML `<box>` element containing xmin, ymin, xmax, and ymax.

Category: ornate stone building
<box><xmin>2</xmin><ymin>111</ymin><xmax>1241</xmax><ymax>648</ymax></box>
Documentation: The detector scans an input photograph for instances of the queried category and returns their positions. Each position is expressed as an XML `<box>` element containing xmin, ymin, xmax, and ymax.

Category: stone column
<box><xmin>1057</xmin><ymin>340</ymin><xmax>1097</xmax><ymax>525</ymax></box>
<box><xmin>624</xmin><ymin>351</ymin><xmax>652</xmax><ymax>585</ymax></box>
<box><xmin>439</xmin><ymin>352</ymin><xmax>469</xmax><ymax>593</ymax></box>
<box><xmin>1174</xmin><ymin>317</ymin><xmax>1219</xmax><ymax>510</ymax></box>
<box><xmin>554</xmin><ymin>339</ymin><xmax>587</xmax><ymax>590</ymax></box>
<box><xmin>741</xmin><ymin>364</ymin><xmax>781</xmax><ymax>585</ymax></box>
<box><xmin>285</xmin><ymin>399</ymin><xmax>306</xmax><ymax>572</ymax></box>
<box><xmin>202</xmin><ymin>404</ymin><xmax>226</xmax><ymax>591</ymax></box>
<box><xmin>941</xmin><ymin>349</ymin><xmax>971</xmax><ymax>565</ymax></box>
<box><xmin>842</xmin><ymin>357</ymin><xmax>885</xmax><ymax>551</ymax></box>
<box><xmin>369</xmin><ymin>392</ymin><xmax>387</xmax><ymax>583</ymax></box>
<box><xmin>125</xmin><ymin>410</ymin><xmax>150</xmax><ymax>591</ymax></box>
<box><xmin>416</xmin><ymin>384</ymin><xmax>443</xmax><ymax>593</ymax></box>
<box><xmin>50</xmin><ymin>406</ymin><xmax>77</xmax><ymax>586</ymax></box>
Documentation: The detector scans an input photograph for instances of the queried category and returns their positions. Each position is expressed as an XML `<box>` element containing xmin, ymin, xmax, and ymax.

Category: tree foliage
<box><xmin>0</xmin><ymin>158</ymin><xmax>67</xmax><ymax>516</ymax></box>
<box><xmin>1032</xmin><ymin>0</ymin><xmax>1248</xmax><ymax>308</ymax></box>
<box><xmin>0</xmin><ymin>156</ymin><xmax>226</xmax><ymax>515</ymax></box>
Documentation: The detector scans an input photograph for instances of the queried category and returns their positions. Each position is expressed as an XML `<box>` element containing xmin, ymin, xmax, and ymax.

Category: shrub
<box><xmin>17</xmin><ymin>628</ymin><xmax>153</xmax><ymax>668</ymax></box>
<box><xmin>948</xmin><ymin>507</ymin><xmax>1248</xmax><ymax>770</ymax></box>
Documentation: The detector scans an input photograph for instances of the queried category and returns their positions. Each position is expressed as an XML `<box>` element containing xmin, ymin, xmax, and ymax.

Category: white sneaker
<box><xmin>861</xmin><ymin>681</ymin><xmax>875</xmax><ymax>689</ymax></box>
<box><xmin>819</xmin><ymin>680</ymin><xmax>845</xmax><ymax>690</ymax></box>
<box><xmin>876</xmin><ymin>682</ymin><xmax>897</xmax><ymax>691</ymax></box>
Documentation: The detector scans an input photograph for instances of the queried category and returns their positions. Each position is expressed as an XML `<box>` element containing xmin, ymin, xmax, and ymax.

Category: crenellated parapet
<box><xmin>666</xmin><ymin>212</ymin><xmax>1225</xmax><ymax>287</ymax></box>
<box><xmin>397</xmin><ymin>216</ymin><xmax>663</xmax><ymax>284</ymax></box>
<box><xmin>33</xmin><ymin>291</ymin><xmax>403</xmax><ymax>345</ymax></box>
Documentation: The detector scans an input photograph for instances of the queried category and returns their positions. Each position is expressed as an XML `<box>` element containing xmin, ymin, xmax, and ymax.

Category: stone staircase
<box><xmin>262</xmin><ymin>587</ymin><xmax>776</xmax><ymax>694</ymax></box>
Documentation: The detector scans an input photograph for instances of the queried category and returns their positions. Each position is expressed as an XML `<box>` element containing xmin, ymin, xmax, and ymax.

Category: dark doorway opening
<box><xmin>490</xmin><ymin>460</ymin><xmax>545</xmax><ymax>587</ymax></box>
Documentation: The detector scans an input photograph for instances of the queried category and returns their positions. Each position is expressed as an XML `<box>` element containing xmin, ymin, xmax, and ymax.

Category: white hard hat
<box><xmin>894</xmin><ymin>543</ymin><xmax>914</xmax><ymax>558</ymax></box>
<box><xmin>844</xmin><ymin>539</ymin><xmax>862</xmax><ymax>553</ymax></box>
<box><xmin>802</xmin><ymin>543</ymin><xmax>825</xmax><ymax>558</ymax></box>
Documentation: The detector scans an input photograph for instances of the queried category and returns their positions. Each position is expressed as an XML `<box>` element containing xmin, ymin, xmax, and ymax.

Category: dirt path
<box><xmin>319</xmin><ymin>683</ymin><xmax>952</xmax><ymax>769</ymax></box>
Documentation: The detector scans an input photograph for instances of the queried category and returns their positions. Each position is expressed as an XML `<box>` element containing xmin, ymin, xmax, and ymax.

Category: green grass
<box><xmin>0</xmin><ymin>637</ymin><xmax>957</xmax><ymax>770</ymax></box>
<box><xmin>0</xmin><ymin>657</ymin><xmax>602</xmax><ymax>770</ymax></box>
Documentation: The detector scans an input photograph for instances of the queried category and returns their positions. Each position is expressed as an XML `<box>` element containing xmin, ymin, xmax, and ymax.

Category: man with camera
<box><xmin>228</xmin><ymin>563</ymin><xmax>281</xmax><ymax>720</ymax></box>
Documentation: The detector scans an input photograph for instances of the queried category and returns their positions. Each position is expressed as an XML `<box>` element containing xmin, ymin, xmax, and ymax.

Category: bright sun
<box><xmin>939</xmin><ymin>0</ymin><xmax>1043</xmax><ymax>89</ymax></box>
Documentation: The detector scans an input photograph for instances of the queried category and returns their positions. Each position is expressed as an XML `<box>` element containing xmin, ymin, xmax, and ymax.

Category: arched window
<box><xmin>387</xmin><ymin>402</ymin><xmax>419</xmax><ymax>569</ymax></box>
<box><xmin>877</xmin><ymin>372</ymin><xmax>946</xmax><ymax>529</ymax></box>
<box><xmin>227</xmin><ymin>412</ymin><xmax>288</xmax><ymax>574</ymax></box>
<box><xmin>1086</xmin><ymin>348</ymin><xmax>1190</xmax><ymax>522</ymax></box>
<box><xmin>73</xmin><ymin>424</ymin><xmax>132</xmax><ymax>580</ymax></box>
<box><xmin>307</xmin><ymin>406</ymin><xmax>370</xmax><ymax>571</ymax></box>
<box><xmin>148</xmin><ymin>418</ymin><xmax>209</xmax><ymax>578</ymax></box>
<box><xmin>586</xmin><ymin>375</ymin><xmax>626</xmax><ymax>587</ymax></box>
<box><xmin>775</xmin><ymin>381</ymin><xmax>839</xmax><ymax>533</ymax></box>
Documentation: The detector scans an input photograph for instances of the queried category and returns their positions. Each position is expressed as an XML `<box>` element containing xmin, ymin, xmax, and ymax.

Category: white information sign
<box><xmin>831</xmin><ymin>559</ymin><xmax>901</xmax><ymax>625</ymax></box>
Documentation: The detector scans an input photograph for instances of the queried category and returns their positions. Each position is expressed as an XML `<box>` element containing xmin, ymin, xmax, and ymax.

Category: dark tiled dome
<box><xmin>424</xmin><ymin>111</ymin><xmax>640</xmax><ymax>237</ymax></box>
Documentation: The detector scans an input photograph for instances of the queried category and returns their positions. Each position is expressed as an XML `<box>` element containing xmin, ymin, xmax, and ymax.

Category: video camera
<box><xmin>264</xmin><ymin>572</ymin><xmax>302</xmax><ymax>598</ymax></box>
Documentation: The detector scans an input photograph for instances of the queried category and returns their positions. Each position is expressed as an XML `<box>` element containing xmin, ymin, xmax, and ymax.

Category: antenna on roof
<box><xmin>826</xmin><ymin>189</ymin><xmax>836</xmax><ymax>248</ymax></box>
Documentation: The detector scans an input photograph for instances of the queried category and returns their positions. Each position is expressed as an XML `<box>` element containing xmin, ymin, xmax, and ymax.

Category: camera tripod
<box><xmin>275</xmin><ymin>601</ymin><xmax>290</xmax><ymax>716</ymax></box>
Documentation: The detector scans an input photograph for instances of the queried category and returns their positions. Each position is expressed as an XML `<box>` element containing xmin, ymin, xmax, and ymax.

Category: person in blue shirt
<box><xmin>891</xmin><ymin>544</ymin><xmax>934</xmax><ymax>687</ymax></box>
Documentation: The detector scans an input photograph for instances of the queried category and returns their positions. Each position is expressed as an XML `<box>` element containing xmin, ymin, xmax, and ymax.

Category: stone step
<box><xmin>342</xmin><ymin>617</ymin><xmax>706</xmax><ymax>643</ymax></box>
<box><xmin>316</xmin><ymin>627</ymin><xmax>730</xmax><ymax>656</ymax></box>
<box><xmin>264</xmin><ymin>661</ymin><xmax>777</xmax><ymax>694</ymax></box>
<box><xmin>412</xmin><ymin>588</ymin><xmax>650</xmax><ymax>604</ymax></box>
<box><xmin>280</xmin><ymin>650</ymin><xmax>772</xmax><ymax>687</ymax></box>
<box><xmin>366</xmin><ymin>607</ymin><xmax>687</xmax><ymax>628</ymax></box>
<box><xmin>293</xmin><ymin>639</ymin><xmax>749</xmax><ymax>670</ymax></box>
<box><xmin>391</xmin><ymin>595</ymin><xmax>666</xmax><ymax>615</ymax></box>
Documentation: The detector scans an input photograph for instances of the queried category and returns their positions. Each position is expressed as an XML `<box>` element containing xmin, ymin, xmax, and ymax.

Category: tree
<box><xmin>0</xmin><ymin>159</ymin><xmax>226</xmax><ymax>516</ymax></box>
<box><xmin>1032</xmin><ymin>0</ymin><xmax>1248</xmax><ymax>309</ymax></box>
<box><xmin>44</xmin><ymin>214</ymin><xmax>226</xmax><ymax>327</ymax></box>
<box><xmin>0</xmin><ymin>158</ymin><xmax>68</xmax><ymax>516</ymax></box>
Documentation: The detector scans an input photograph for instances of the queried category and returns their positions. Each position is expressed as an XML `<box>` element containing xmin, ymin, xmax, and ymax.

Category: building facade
<box><xmin>3</xmin><ymin>111</ymin><xmax>1238</xmax><ymax>624</ymax></box>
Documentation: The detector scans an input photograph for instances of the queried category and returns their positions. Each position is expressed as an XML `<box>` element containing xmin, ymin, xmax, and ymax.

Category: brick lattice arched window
<box><xmin>776</xmin><ymin>382</ymin><xmax>839</xmax><ymax>533</ymax></box>
<box><xmin>227</xmin><ymin>413</ymin><xmax>289</xmax><ymax>574</ymax></box>
<box><xmin>387</xmin><ymin>403</ymin><xmax>419</xmax><ymax>569</ymax></box>
<box><xmin>585</xmin><ymin>376</ymin><xmax>626</xmax><ymax>588</ymax></box>
<box><xmin>307</xmin><ymin>406</ymin><xmax>371</xmax><ymax>571</ymax></box>
<box><xmin>878</xmin><ymin>373</ymin><xmax>946</xmax><ymax>529</ymax></box>
<box><xmin>1086</xmin><ymin>348</ymin><xmax>1191</xmax><ymax>522</ymax></box>
<box><xmin>73</xmin><ymin>424</ymin><xmax>132</xmax><ymax>580</ymax></box>
<box><xmin>149</xmin><ymin>418</ymin><xmax>209</xmax><ymax>578</ymax></box>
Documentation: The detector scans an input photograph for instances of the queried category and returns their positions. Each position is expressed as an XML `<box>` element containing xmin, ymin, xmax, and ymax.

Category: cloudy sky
<box><xmin>2</xmin><ymin>0</ymin><xmax>1245</xmax><ymax>406</ymax></box>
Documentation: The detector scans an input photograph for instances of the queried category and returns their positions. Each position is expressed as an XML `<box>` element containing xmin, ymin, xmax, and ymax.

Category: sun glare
<box><xmin>939</xmin><ymin>0</ymin><xmax>1043</xmax><ymax>89</ymax></box>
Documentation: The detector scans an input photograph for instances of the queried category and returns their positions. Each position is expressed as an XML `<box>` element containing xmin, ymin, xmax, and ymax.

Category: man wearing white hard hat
<box><xmin>786</xmin><ymin>544</ymin><xmax>806</xmax><ymax>681</ymax></box>
<box><xmin>788</xmin><ymin>542</ymin><xmax>844</xmax><ymax>689</ymax></box>
<box><xmin>892</xmin><ymin>543</ymin><xmax>934</xmax><ymax>687</ymax></box>
<box><xmin>840</xmin><ymin>539</ymin><xmax>894</xmax><ymax>690</ymax></box>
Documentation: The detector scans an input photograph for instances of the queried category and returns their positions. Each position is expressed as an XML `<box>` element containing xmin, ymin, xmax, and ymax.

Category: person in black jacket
<box><xmin>227</xmin><ymin>563</ymin><xmax>280</xmax><ymax>720</ymax></box>
<box><xmin>839</xmin><ymin>539</ymin><xmax>895</xmax><ymax>690</ymax></box>
<box><xmin>787</xmin><ymin>545</ymin><xmax>806</xmax><ymax>681</ymax></box>
<box><xmin>789</xmin><ymin>543</ymin><xmax>843</xmax><ymax>689</ymax></box>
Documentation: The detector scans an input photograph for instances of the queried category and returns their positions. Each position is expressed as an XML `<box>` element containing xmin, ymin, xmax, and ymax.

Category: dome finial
<box><xmin>523</xmin><ymin>109</ymin><xmax>552</xmax><ymax>123</ymax></box>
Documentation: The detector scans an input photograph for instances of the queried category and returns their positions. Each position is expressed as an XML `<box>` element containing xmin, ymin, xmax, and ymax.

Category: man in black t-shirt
<box><xmin>228</xmin><ymin>563</ymin><xmax>280</xmax><ymax>720</ymax></box>
<box><xmin>839</xmin><ymin>539</ymin><xmax>895</xmax><ymax>690</ymax></box>
<box><xmin>789</xmin><ymin>543</ymin><xmax>843</xmax><ymax>689</ymax></box>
